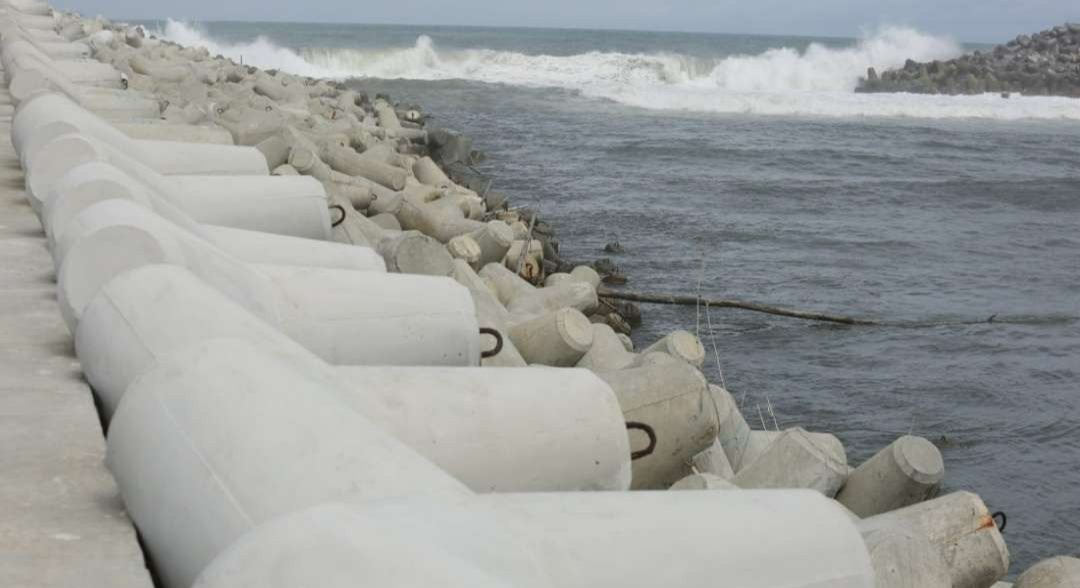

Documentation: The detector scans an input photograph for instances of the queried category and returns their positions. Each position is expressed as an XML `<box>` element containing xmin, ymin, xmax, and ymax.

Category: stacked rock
<box><xmin>1</xmin><ymin>2</ymin><xmax>1063</xmax><ymax>587</ymax></box>
<box><xmin>857</xmin><ymin>23</ymin><xmax>1080</xmax><ymax>97</ymax></box>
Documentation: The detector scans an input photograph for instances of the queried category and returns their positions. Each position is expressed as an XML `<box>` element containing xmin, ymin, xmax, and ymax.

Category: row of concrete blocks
<box><xmin>6</xmin><ymin>2</ymin><xmax>1074</xmax><ymax>587</ymax></box>
<box><xmin>0</xmin><ymin>14</ymin><xmax>882</xmax><ymax>585</ymax></box>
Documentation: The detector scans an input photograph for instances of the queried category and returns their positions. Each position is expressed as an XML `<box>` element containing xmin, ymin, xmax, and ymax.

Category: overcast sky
<box><xmin>50</xmin><ymin>0</ymin><xmax>1080</xmax><ymax>43</ymax></box>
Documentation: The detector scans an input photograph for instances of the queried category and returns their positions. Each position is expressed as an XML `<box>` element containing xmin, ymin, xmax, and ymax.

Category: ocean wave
<box><xmin>158</xmin><ymin>20</ymin><xmax>1080</xmax><ymax>120</ymax></box>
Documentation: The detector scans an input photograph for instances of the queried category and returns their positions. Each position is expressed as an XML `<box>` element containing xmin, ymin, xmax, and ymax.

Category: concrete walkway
<box><xmin>0</xmin><ymin>91</ymin><xmax>153</xmax><ymax>587</ymax></box>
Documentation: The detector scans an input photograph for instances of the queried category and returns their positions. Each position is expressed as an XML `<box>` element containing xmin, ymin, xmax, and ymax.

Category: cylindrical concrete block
<box><xmin>1015</xmin><ymin>556</ymin><xmax>1080</xmax><ymax>588</ymax></box>
<box><xmin>42</xmin><ymin>147</ymin><xmax>331</xmax><ymax>240</ymax></box>
<box><xmin>45</xmin><ymin>164</ymin><xmax>378</xmax><ymax>273</ymax></box>
<box><xmin>544</xmin><ymin>272</ymin><xmax>572</xmax><ymax>287</ymax></box>
<box><xmin>733</xmin><ymin>428</ymin><xmax>849</xmax><ymax>496</ymax></box>
<box><xmin>447</xmin><ymin>234</ymin><xmax>482</xmax><ymax>266</ymax></box>
<box><xmin>322</xmin><ymin>144</ymin><xmax>407</xmax><ymax>190</ymax></box>
<box><xmin>198</xmin><ymin>505</ymin><xmax>523</xmax><ymax>588</ymax></box>
<box><xmin>503</xmin><ymin>238</ymin><xmax>543</xmax><ymax>281</ymax></box>
<box><xmin>468</xmin><ymin>221</ymin><xmax>514</xmax><ymax>267</ymax></box>
<box><xmin>334</xmin><ymin>366</ymin><xmax>631</xmax><ymax>492</ymax></box>
<box><xmin>397</xmin><ymin>200</ymin><xmax>484</xmax><ymax>243</ymax></box>
<box><xmin>413</xmin><ymin>155</ymin><xmax>452</xmax><ymax>188</ymax></box>
<box><xmin>861</xmin><ymin>524</ymin><xmax>952</xmax><ymax>588</ymax></box>
<box><xmin>641</xmin><ymin>329</ymin><xmax>706</xmax><ymax>368</ymax></box>
<box><xmin>43</xmin><ymin>155</ymin><xmax>325</xmax><ymax>247</ymax></box>
<box><xmin>114</xmin><ymin>122</ymin><xmax>234</xmax><ymax>145</ymax></box>
<box><xmin>15</xmin><ymin>93</ymin><xmax>267</xmax><ymax>191</ymax></box>
<box><xmin>836</xmin><ymin>435</ymin><xmax>944</xmax><ymax>518</ymax></box>
<box><xmin>480</xmin><ymin>261</ymin><xmax>534</xmax><ymax>305</ymax></box>
<box><xmin>59</xmin><ymin>201</ymin><xmax>479</xmax><ymax>366</ymax></box>
<box><xmin>202</xmin><ymin>226</ymin><xmax>386</xmax><ymax>272</ymax></box>
<box><xmin>374</xmin><ymin>99</ymin><xmax>402</xmax><ymax>131</ymax></box>
<box><xmin>858</xmin><ymin>492</ymin><xmax>1010</xmax><ymax>588</ymax></box>
<box><xmin>508</xmin><ymin>308</ymin><xmax>593</xmax><ymax>367</ymax></box>
<box><xmin>670</xmin><ymin>473</ymin><xmax>737</xmax><ymax>490</ymax></box>
<box><xmin>256</xmin><ymin>263</ymin><xmax>481</xmax><ymax>367</ymax></box>
<box><xmin>77</xmin><ymin>265</ymin><xmax>628</xmax><ymax>492</ymax></box>
<box><xmin>597</xmin><ymin>361</ymin><xmax>718</xmax><ymax>489</ymax></box>
<box><xmin>376</xmin><ymin>230</ymin><xmax>455</xmax><ymax>276</ymax></box>
<box><xmin>569</xmin><ymin>264</ymin><xmax>601</xmax><ymax>288</ymax></box>
<box><xmin>450</xmin><ymin>260</ymin><xmax>528</xmax><ymax>367</ymax></box>
<box><xmin>107</xmin><ymin>339</ymin><xmax>470</xmax><ymax>588</ymax></box>
<box><xmin>26</xmin><ymin>132</ymin><xmax>270</xmax><ymax>213</ymax></box>
<box><xmin>575</xmin><ymin>322</ymin><xmax>636</xmax><ymax>371</ymax></box>
<box><xmin>196</xmin><ymin>492</ymin><xmax>874</xmax><ymax>588</ymax></box>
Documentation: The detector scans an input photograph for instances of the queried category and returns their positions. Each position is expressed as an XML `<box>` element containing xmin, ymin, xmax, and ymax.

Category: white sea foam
<box><xmin>158</xmin><ymin>20</ymin><xmax>1080</xmax><ymax>120</ymax></box>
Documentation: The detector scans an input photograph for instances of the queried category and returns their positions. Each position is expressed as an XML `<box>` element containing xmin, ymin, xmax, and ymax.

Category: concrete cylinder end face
<box><xmin>57</xmin><ymin>225</ymin><xmax>169</xmax><ymax>332</ymax></box>
<box><xmin>893</xmin><ymin>435</ymin><xmax>945</xmax><ymax>484</ymax></box>
<box><xmin>27</xmin><ymin>134</ymin><xmax>103</xmax><ymax>212</ymax></box>
<box><xmin>486</xmin><ymin>220</ymin><xmax>514</xmax><ymax>247</ymax></box>
<box><xmin>669</xmin><ymin>330</ymin><xmax>706</xmax><ymax>366</ymax></box>
<box><xmin>387</xmin><ymin>234</ymin><xmax>454</xmax><ymax>276</ymax></box>
<box><xmin>20</xmin><ymin>119</ymin><xmax>81</xmax><ymax>170</ymax></box>
<box><xmin>556</xmin><ymin>308</ymin><xmax>594</xmax><ymax>354</ymax></box>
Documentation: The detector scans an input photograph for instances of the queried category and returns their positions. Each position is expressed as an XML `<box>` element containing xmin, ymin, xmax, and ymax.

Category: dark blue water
<box><xmin>161</xmin><ymin>20</ymin><xmax>1080</xmax><ymax>574</ymax></box>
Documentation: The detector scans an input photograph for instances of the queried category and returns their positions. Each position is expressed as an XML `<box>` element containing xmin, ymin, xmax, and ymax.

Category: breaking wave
<box><xmin>158</xmin><ymin>20</ymin><xmax>1080</xmax><ymax>120</ymax></box>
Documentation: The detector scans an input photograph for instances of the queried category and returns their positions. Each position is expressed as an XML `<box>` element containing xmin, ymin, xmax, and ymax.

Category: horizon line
<box><xmin>108</xmin><ymin>15</ymin><xmax>999</xmax><ymax>46</ymax></box>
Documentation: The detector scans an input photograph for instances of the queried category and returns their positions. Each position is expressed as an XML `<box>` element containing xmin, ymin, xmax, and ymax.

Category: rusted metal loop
<box><xmin>479</xmin><ymin>327</ymin><xmax>503</xmax><ymax>359</ymax></box>
<box><xmin>329</xmin><ymin>205</ymin><xmax>347</xmax><ymax>228</ymax></box>
<box><xmin>992</xmin><ymin>511</ymin><xmax>1007</xmax><ymax>532</ymax></box>
<box><xmin>626</xmin><ymin>421</ymin><xmax>657</xmax><ymax>460</ymax></box>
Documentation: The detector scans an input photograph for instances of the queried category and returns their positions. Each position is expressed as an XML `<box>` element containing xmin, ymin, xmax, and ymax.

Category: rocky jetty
<box><xmin>858</xmin><ymin>22</ymin><xmax>1080</xmax><ymax>97</ymax></box>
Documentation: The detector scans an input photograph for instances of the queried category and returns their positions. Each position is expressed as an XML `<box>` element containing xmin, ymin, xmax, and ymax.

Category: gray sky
<box><xmin>51</xmin><ymin>0</ymin><xmax>1080</xmax><ymax>43</ymax></box>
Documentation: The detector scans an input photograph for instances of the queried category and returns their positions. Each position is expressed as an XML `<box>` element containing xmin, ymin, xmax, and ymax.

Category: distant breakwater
<box><xmin>857</xmin><ymin>23</ymin><xmax>1080</xmax><ymax>97</ymax></box>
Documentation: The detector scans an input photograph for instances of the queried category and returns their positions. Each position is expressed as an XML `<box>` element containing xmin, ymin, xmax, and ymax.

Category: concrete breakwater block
<box><xmin>106</xmin><ymin>339</ymin><xmax>472</xmax><ymax>588</ymax></box>
<box><xmin>861</xmin><ymin>524</ymin><xmax>952</xmax><ymax>588</ymax></box>
<box><xmin>27</xmin><ymin>131</ymin><xmax>272</xmax><ymax>217</ymax></box>
<box><xmin>78</xmin><ymin>265</ymin><xmax>629</xmax><ymax>493</ymax></box>
<box><xmin>858</xmin><ymin>491</ymin><xmax>1010</xmax><ymax>588</ymax></box>
<box><xmin>193</xmin><ymin>492</ymin><xmax>874</xmax><ymax>588</ymax></box>
<box><xmin>450</xmin><ymin>259</ymin><xmax>528</xmax><ymax>367</ymax></box>
<box><xmin>597</xmin><ymin>361</ymin><xmax>719</xmax><ymax>488</ymax></box>
<box><xmin>15</xmin><ymin>93</ymin><xmax>269</xmax><ymax>205</ymax></box>
<box><xmin>576</xmin><ymin>322</ymin><xmax>637</xmax><ymax>370</ymax></box>
<box><xmin>1015</xmin><ymin>556</ymin><xmax>1080</xmax><ymax>587</ymax></box>
<box><xmin>48</xmin><ymin>172</ymin><xmax>381</xmax><ymax>272</ymax></box>
<box><xmin>3</xmin><ymin>38</ymin><xmax>122</xmax><ymax>87</ymax></box>
<box><xmin>733</xmin><ymin>427</ymin><xmax>849</xmax><ymax>496</ymax></box>
<box><xmin>59</xmin><ymin>201</ymin><xmax>480</xmax><ymax>366</ymax></box>
<box><xmin>836</xmin><ymin>435</ymin><xmax>944</xmax><ymax>518</ymax></box>
<box><xmin>508</xmin><ymin>307</ymin><xmax>594</xmax><ymax>367</ymax></box>
<box><xmin>641</xmin><ymin>329</ymin><xmax>706</xmax><ymax>368</ymax></box>
<box><xmin>481</xmin><ymin>261</ymin><xmax>598</xmax><ymax>317</ymax></box>
<box><xmin>43</xmin><ymin>151</ymin><xmax>332</xmax><ymax>242</ymax></box>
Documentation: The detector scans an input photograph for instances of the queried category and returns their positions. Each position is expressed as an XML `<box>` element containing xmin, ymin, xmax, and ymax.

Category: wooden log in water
<box><xmin>597</xmin><ymin>288</ymin><xmax>882</xmax><ymax>326</ymax></box>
